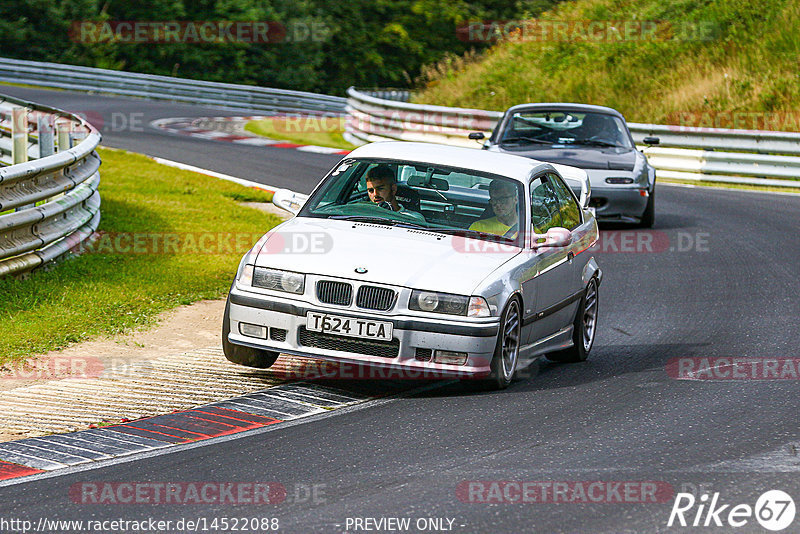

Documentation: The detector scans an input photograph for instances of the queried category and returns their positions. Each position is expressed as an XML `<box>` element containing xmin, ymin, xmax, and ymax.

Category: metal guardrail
<box><xmin>346</xmin><ymin>87</ymin><xmax>800</xmax><ymax>188</ymax></box>
<box><xmin>0</xmin><ymin>57</ymin><xmax>346</xmax><ymax>115</ymax></box>
<box><xmin>346</xmin><ymin>87</ymin><xmax>501</xmax><ymax>148</ymax></box>
<box><xmin>0</xmin><ymin>93</ymin><xmax>101</xmax><ymax>277</ymax></box>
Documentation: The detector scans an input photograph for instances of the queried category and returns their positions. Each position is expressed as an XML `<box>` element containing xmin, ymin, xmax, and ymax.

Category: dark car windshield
<box><xmin>298</xmin><ymin>159</ymin><xmax>524</xmax><ymax>245</ymax></box>
<box><xmin>499</xmin><ymin>110</ymin><xmax>633</xmax><ymax>149</ymax></box>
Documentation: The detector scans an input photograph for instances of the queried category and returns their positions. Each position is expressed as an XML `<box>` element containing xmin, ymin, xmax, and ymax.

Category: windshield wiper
<box><xmin>570</xmin><ymin>138</ymin><xmax>619</xmax><ymax>147</ymax></box>
<box><xmin>499</xmin><ymin>136</ymin><xmax>553</xmax><ymax>146</ymax></box>
<box><xmin>329</xmin><ymin>215</ymin><xmax>397</xmax><ymax>225</ymax></box>
<box><xmin>330</xmin><ymin>216</ymin><xmax>430</xmax><ymax>231</ymax></box>
<box><xmin>423</xmin><ymin>227</ymin><xmax>515</xmax><ymax>241</ymax></box>
<box><xmin>394</xmin><ymin>221</ymin><xmax>433</xmax><ymax>230</ymax></box>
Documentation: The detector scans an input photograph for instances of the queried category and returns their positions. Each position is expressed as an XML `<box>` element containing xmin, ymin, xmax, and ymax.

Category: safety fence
<box><xmin>0</xmin><ymin>93</ymin><xmax>101</xmax><ymax>277</ymax></box>
<box><xmin>346</xmin><ymin>88</ymin><xmax>800</xmax><ymax>188</ymax></box>
<box><xmin>0</xmin><ymin>57</ymin><xmax>346</xmax><ymax>115</ymax></box>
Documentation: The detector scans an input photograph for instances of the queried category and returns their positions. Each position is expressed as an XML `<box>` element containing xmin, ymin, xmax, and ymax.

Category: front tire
<box><xmin>548</xmin><ymin>278</ymin><xmax>598</xmax><ymax>363</ymax></box>
<box><xmin>222</xmin><ymin>293</ymin><xmax>280</xmax><ymax>369</ymax></box>
<box><xmin>485</xmin><ymin>299</ymin><xmax>522</xmax><ymax>390</ymax></box>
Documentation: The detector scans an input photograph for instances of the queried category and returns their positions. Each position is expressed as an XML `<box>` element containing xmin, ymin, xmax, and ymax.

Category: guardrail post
<box><xmin>57</xmin><ymin>120</ymin><xmax>72</xmax><ymax>152</ymax></box>
<box><xmin>11</xmin><ymin>107</ymin><xmax>28</xmax><ymax>165</ymax></box>
<box><xmin>38</xmin><ymin>114</ymin><xmax>55</xmax><ymax>158</ymax></box>
<box><xmin>0</xmin><ymin>92</ymin><xmax>103</xmax><ymax>278</ymax></box>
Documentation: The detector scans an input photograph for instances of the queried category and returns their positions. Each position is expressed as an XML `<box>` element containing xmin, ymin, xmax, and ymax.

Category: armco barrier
<box><xmin>0</xmin><ymin>57</ymin><xmax>346</xmax><ymax>115</ymax></box>
<box><xmin>346</xmin><ymin>88</ymin><xmax>800</xmax><ymax>188</ymax></box>
<box><xmin>0</xmin><ymin>93</ymin><xmax>101</xmax><ymax>277</ymax></box>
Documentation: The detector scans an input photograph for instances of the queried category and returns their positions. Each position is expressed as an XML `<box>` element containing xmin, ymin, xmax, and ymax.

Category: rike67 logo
<box><xmin>668</xmin><ymin>490</ymin><xmax>796</xmax><ymax>531</ymax></box>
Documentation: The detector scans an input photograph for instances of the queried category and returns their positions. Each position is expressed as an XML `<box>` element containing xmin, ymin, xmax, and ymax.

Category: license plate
<box><xmin>306</xmin><ymin>312</ymin><xmax>393</xmax><ymax>341</ymax></box>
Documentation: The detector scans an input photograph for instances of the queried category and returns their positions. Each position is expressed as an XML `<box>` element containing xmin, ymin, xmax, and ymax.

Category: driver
<box><xmin>469</xmin><ymin>179</ymin><xmax>519</xmax><ymax>238</ymax></box>
<box><xmin>580</xmin><ymin>114</ymin><xmax>617</xmax><ymax>144</ymax></box>
<box><xmin>365</xmin><ymin>165</ymin><xmax>425</xmax><ymax>221</ymax></box>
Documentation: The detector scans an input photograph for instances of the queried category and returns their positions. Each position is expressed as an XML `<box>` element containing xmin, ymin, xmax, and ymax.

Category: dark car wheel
<box><xmin>639</xmin><ymin>190</ymin><xmax>655</xmax><ymax>228</ymax></box>
<box><xmin>485</xmin><ymin>298</ymin><xmax>522</xmax><ymax>390</ymax></box>
<box><xmin>222</xmin><ymin>293</ymin><xmax>280</xmax><ymax>369</ymax></box>
<box><xmin>548</xmin><ymin>278</ymin><xmax>598</xmax><ymax>363</ymax></box>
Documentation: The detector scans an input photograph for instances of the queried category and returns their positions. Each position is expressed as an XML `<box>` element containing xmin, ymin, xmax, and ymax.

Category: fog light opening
<box><xmin>239</xmin><ymin>323</ymin><xmax>267</xmax><ymax>339</ymax></box>
<box><xmin>605</xmin><ymin>177</ymin><xmax>634</xmax><ymax>185</ymax></box>
<box><xmin>433</xmin><ymin>350</ymin><xmax>468</xmax><ymax>365</ymax></box>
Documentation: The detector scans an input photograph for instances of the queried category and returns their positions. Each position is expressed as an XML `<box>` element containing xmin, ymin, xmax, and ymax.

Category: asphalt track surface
<box><xmin>3</xmin><ymin>86</ymin><xmax>800</xmax><ymax>533</ymax></box>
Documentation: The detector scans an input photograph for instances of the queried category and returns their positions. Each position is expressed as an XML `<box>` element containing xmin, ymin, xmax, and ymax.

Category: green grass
<box><xmin>660</xmin><ymin>177</ymin><xmax>800</xmax><ymax>194</ymax></box>
<box><xmin>415</xmin><ymin>0</ymin><xmax>800</xmax><ymax>130</ymax></box>
<box><xmin>0</xmin><ymin>147</ymin><xmax>283</xmax><ymax>364</ymax></box>
<box><xmin>0</xmin><ymin>81</ymin><xmax>66</xmax><ymax>91</ymax></box>
<box><xmin>222</xmin><ymin>189</ymin><xmax>275</xmax><ymax>203</ymax></box>
<box><xmin>244</xmin><ymin>117</ymin><xmax>356</xmax><ymax>150</ymax></box>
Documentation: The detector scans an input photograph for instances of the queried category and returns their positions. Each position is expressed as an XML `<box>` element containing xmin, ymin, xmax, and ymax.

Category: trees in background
<box><xmin>0</xmin><ymin>0</ymin><xmax>559</xmax><ymax>94</ymax></box>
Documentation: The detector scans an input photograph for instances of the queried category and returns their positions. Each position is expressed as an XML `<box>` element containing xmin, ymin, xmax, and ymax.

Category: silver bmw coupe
<box><xmin>223</xmin><ymin>142</ymin><xmax>602</xmax><ymax>389</ymax></box>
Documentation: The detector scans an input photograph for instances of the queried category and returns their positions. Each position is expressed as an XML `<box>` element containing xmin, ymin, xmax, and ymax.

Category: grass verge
<box><xmin>659</xmin><ymin>178</ymin><xmax>800</xmax><ymax>194</ymax></box>
<box><xmin>0</xmin><ymin>81</ymin><xmax>65</xmax><ymax>92</ymax></box>
<box><xmin>244</xmin><ymin>117</ymin><xmax>355</xmax><ymax>150</ymax></box>
<box><xmin>0</xmin><ymin>147</ymin><xmax>283</xmax><ymax>364</ymax></box>
<box><xmin>415</xmin><ymin>0</ymin><xmax>800</xmax><ymax>130</ymax></box>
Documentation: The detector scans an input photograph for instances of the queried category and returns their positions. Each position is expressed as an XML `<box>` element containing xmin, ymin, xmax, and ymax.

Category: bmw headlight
<box><xmin>243</xmin><ymin>266</ymin><xmax>306</xmax><ymax>294</ymax></box>
<box><xmin>409</xmin><ymin>291</ymin><xmax>490</xmax><ymax>317</ymax></box>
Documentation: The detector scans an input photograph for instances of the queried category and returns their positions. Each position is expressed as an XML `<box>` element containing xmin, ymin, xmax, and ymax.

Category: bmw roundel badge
<box><xmin>355</xmin><ymin>267</ymin><xmax>368</xmax><ymax>274</ymax></box>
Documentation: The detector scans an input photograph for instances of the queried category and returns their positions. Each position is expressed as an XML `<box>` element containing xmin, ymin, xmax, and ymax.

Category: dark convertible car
<box><xmin>471</xmin><ymin>103</ymin><xmax>660</xmax><ymax>227</ymax></box>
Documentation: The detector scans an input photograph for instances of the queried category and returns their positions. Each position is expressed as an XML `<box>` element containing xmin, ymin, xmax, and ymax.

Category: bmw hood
<box><xmin>493</xmin><ymin>145</ymin><xmax>637</xmax><ymax>171</ymax></box>
<box><xmin>252</xmin><ymin>217</ymin><xmax>520</xmax><ymax>295</ymax></box>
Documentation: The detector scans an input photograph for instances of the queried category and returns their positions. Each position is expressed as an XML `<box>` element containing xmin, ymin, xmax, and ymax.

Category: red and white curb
<box><xmin>150</xmin><ymin>116</ymin><xmax>352</xmax><ymax>155</ymax></box>
<box><xmin>0</xmin><ymin>379</ymin><xmax>424</xmax><ymax>483</ymax></box>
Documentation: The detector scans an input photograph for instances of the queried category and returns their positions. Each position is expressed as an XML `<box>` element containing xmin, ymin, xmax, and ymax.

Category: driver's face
<box><xmin>490</xmin><ymin>190</ymin><xmax>518</xmax><ymax>219</ymax></box>
<box><xmin>366</xmin><ymin>178</ymin><xmax>396</xmax><ymax>204</ymax></box>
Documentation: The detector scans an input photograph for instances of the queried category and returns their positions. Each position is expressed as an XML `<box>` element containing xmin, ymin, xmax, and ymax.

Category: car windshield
<box><xmin>298</xmin><ymin>158</ymin><xmax>524</xmax><ymax>244</ymax></box>
<box><xmin>500</xmin><ymin>110</ymin><xmax>632</xmax><ymax>149</ymax></box>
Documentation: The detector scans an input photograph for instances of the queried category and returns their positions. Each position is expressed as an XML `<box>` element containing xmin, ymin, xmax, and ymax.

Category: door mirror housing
<box><xmin>272</xmin><ymin>188</ymin><xmax>308</xmax><ymax>215</ymax></box>
<box><xmin>468</xmin><ymin>132</ymin><xmax>485</xmax><ymax>140</ymax></box>
<box><xmin>643</xmin><ymin>136</ymin><xmax>660</xmax><ymax>145</ymax></box>
<box><xmin>532</xmin><ymin>227</ymin><xmax>572</xmax><ymax>249</ymax></box>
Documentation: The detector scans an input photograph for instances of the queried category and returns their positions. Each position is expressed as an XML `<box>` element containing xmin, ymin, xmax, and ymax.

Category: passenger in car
<box><xmin>365</xmin><ymin>165</ymin><xmax>425</xmax><ymax>221</ymax></box>
<box><xmin>469</xmin><ymin>179</ymin><xmax>519</xmax><ymax>238</ymax></box>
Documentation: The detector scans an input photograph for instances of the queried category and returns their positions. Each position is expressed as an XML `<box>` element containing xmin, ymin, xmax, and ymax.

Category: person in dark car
<box><xmin>578</xmin><ymin>114</ymin><xmax>620</xmax><ymax>145</ymax></box>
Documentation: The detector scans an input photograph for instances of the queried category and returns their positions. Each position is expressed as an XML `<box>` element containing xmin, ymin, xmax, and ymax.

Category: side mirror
<box><xmin>643</xmin><ymin>136</ymin><xmax>660</xmax><ymax>145</ymax></box>
<box><xmin>272</xmin><ymin>188</ymin><xmax>308</xmax><ymax>215</ymax></box>
<box><xmin>468</xmin><ymin>132</ymin><xmax>485</xmax><ymax>140</ymax></box>
<box><xmin>532</xmin><ymin>227</ymin><xmax>572</xmax><ymax>249</ymax></box>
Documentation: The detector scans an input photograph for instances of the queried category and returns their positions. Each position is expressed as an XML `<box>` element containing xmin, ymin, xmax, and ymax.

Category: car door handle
<box><xmin>567</xmin><ymin>251</ymin><xmax>574</xmax><ymax>262</ymax></box>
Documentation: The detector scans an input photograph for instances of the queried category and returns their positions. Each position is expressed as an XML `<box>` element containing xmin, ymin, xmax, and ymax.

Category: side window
<box><xmin>529</xmin><ymin>175</ymin><xmax>562</xmax><ymax>234</ymax></box>
<box><xmin>548</xmin><ymin>173</ymin><xmax>582</xmax><ymax>230</ymax></box>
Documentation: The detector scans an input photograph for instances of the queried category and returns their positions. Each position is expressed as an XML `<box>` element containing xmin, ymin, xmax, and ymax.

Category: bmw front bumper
<box><xmin>227</xmin><ymin>286</ymin><xmax>501</xmax><ymax>378</ymax></box>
